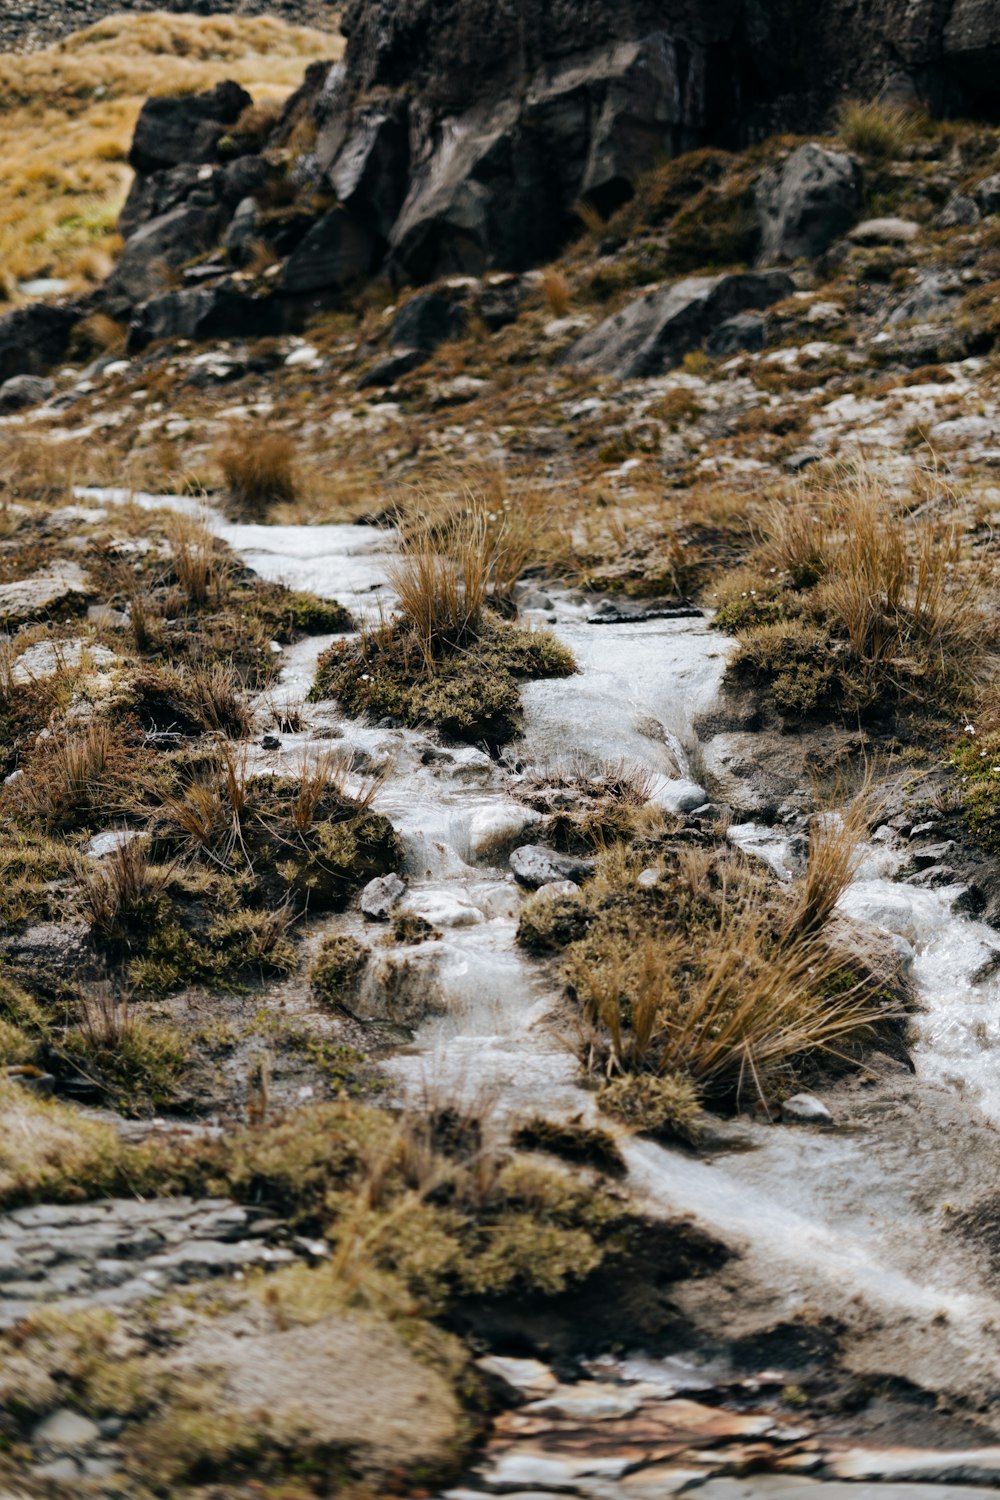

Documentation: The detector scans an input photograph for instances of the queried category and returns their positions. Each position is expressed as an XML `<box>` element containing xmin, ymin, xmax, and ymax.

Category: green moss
<box><xmin>512</xmin><ymin>1116</ymin><xmax>626</xmax><ymax>1176</ymax></box>
<box><xmin>313</xmin><ymin>613</ymin><xmax>574</xmax><ymax>748</ymax></box>
<box><xmin>517</xmin><ymin>886</ymin><xmax>590</xmax><ymax>953</ymax></box>
<box><xmin>61</xmin><ymin>1016</ymin><xmax>191</xmax><ymax>1115</ymax></box>
<box><xmin>250</xmin><ymin>584</ymin><xmax>355</xmax><ymax>641</ymax></box>
<box><xmin>310</xmin><ymin>933</ymin><xmax>369</xmax><ymax>1008</ymax></box>
<box><xmin>599</xmin><ymin>1073</ymin><xmax>705</xmax><ymax>1144</ymax></box>
<box><xmin>953</xmin><ymin>730</ymin><xmax>1000</xmax><ymax>853</ymax></box>
<box><xmin>730</xmin><ymin>621</ymin><xmax>845</xmax><ymax>719</ymax></box>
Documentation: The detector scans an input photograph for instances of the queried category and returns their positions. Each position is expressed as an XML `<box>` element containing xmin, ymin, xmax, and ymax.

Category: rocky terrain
<box><xmin>4</xmin><ymin>1</ymin><xmax>1000</xmax><ymax>1498</ymax></box>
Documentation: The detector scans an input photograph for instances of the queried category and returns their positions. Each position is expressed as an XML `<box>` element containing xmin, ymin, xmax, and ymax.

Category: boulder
<box><xmin>280</xmin><ymin>207</ymin><xmax>376</xmax><ymax>295</ymax></box>
<box><xmin>705</xmin><ymin>312</ymin><xmax>766</xmax><ymax>357</ymax></box>
<box><xmin>564</xmin><ymin>270</ymin><xmax>793</xmax><ymax>379</ymax></box>
<box><xmin>119</xmin><ymin>162</ymin><xmax>223</xmax><ymax>239</ymax></box>
<box><xmin>756</xmin><ymin>144</ymin><xmax>862</xmax><ymax>262</ymax></box>
<box><xmin>103</xmin><ymin>204</ymin><xmax>228</xmax><ymax>311</ymax></box>
<box><xmin>509</xmin><ymin>844</ymin><xmax>596</xmax><ymax>889</ymax></box>
<box><xmin>888</xmin><ymin>273</ymin><xmax>961</xmax><ymax>325</ymax></box>
<box><xmin>389</xmin><ymin>292</ymin><xmax>466</xmax><ymax>352</ymax></box>
<box><xmin>0</xmin><ymin>563</ymin><xmax>89</xmax><ymax>627</ymax></box>
<box><xmin>129</xmin><ymin>80</ymin><xmax>252</xmax><ymax>175</ymax></box>
<box><xmin>127</xmin><ymin>284</ymin><xmax>289</xmax><ymax>353</ymax></box>
<box><xmin>0</xmin><ymin>304</ymin><xmax>80</xmax><ymax>382</ymax></box>
<box><xmin>477</xmin><ymin>275</ymin><xmax>524</xmax><ymax>330</ymax></box>
<box><xmin>356</xmin><ymin>348</ymin><xmax>427</xmax><ymax>389</ymax></box>
<box><xmin>0</xmin><ymin>374</ymin><xmax>53</xmax><ymax>411</ymax></box>
<box><xmin>318</xmin><ymin>102</ymin><xmax>411</xmax><ymax>242</ymax></box>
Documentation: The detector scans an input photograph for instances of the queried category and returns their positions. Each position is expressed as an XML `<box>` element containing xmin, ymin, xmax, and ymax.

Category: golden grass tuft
<box><xmin>836</xmin><ymin>98</ymin><xmax>919</xmax><ymax>160</ymax></box>
<box><xmin>217</xmin><ymin>428</ymin><xmax>298</xmax><ymax>518</ymax></box>
<box><xmin>541</xmin><ymin>267</ymin><xmax>571</xmax><ymax>317</ymax></box>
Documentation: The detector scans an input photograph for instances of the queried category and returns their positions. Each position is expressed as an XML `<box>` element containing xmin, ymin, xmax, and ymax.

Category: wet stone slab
<box><xmin>0</xmin><ymin>1196</ymin><xmax>298</xmax><ymax>1325</ymax></box>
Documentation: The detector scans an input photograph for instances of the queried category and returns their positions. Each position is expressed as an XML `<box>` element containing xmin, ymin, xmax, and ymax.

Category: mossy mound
<box><xmin>312</xmin><ymin>612</ymin><xmax>575</xmax><ymax>748</ymax></box>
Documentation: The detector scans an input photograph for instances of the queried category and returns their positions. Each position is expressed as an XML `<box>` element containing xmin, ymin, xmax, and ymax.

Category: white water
<box><xmin>79</xmin><ymin>488</ymin><xmax>1000</xmax><ymax>1391</ymax></box>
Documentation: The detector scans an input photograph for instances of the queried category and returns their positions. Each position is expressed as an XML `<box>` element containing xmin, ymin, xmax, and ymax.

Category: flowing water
<box><xmin>82</xmin><ymin>490</ymin><xmax>1000</xmax><ymax>1478</ymax></box>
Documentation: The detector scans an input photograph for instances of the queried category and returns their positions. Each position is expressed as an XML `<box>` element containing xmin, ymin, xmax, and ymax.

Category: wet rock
<box><xmin>510</xmin><ymin>845</ymin><xmax>595</xmax><ymax>889</ymax></box>
<box><xmin>782</xmin><ymin>1093</ymin><xmax>834</xmax><ymax>1126</ymax></box>
<box><xmin>565</xmin><ymin>271</ymin><xmax>792</xmax><ymax>379</ymax></box>
<box><xmin>975</xmin><ymin>172</ymin><xmax>1000</xmax><ymax>215</ymax></box>
<box><xmin>32</xmin><ymin>1410</ymin><xmax>100</xmax><ymax>1450</ymax></box>
<box><xmin>849</xmin><ymin>215</ymin><xmax>919</xmax><ymax>244</ymax></box>
<box><xmin>651</xmin><ymin>779</ymin><xmax>709</xmax><ymax>815</ymax></box>
<box><xmin>129</xmin><ymin>79</ymin><xmax>252</xmax><ymax>175</ymax></box>
<box><xmin>0</xmin><ymin>562</ymin><xmax>88</xmax><ymax>628</ymax></box>
<box><xmin>756</xmin><ymin>143</ymin><xmax>862</xmax><ymax>262</ymax></box>
<box><xmin>360</xmin><ymin>872</ymin><xmax>407</xmax><ymax>921</ymax></box>
<box><xmin>0</xmin><ymin>303</ymin><xmax>80</xmax><ymax>383</ymax></box>
<box><xmin>402</xmin><ymin>890</ymin><xmax>484</xmax><ymax>927</ymax></box>
<box><xmin>389</xmin><ymin>292</ymin><xmax>467</xmax><ymax>353</ymax></box>
<box><xmin>280</xmin><ymin>206</ymin><xmax>376</xmax><ymax>295</ymax></box>
<box><xmin>465</xmin><ymin>804</ymin><xmax>543</xmax><ymax>862</ymax></box>
<box><xmin>0</xmin><ymin>373</ymin><xmax>52</xmax><ymax>410</ymax></box>
<box><xmin>911</xmin><ymin>841</ymin><xmax>957</xmax><ymax>870</ymax></box>
<box><xmin>937</xmin><ymin>193</ymin><xmax>980</xmax><ymax>228</ymax></box>
<box><xmin>475</xmin><ymin>1354</ymin><xmax>558</xmax><ymax>1402</ymax></box>
<box><xmin>705</xmin><ymin>312</ymin><xmax>766</xmax><ymax>357</ymax></box>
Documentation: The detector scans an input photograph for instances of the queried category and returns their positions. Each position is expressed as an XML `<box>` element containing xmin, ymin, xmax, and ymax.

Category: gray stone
<box><xmin>509</xmin><ymin>844</ymin><xmax>595</xmax><ymax>889</ymax></box>
<box><xmin>281</xmin><ymin>207</ymin><xmax>376</xmax><ymax>295</ymax></box>
<box><xmin>129</xmin><ymin>80</ymin><xmax>252</xmax><ymax>175</ymax></box>
<box><xmin>0</xmin><ymin>563</ymin><xmax>88</xmax><ymax>628</ymax></box>
<box><xmin>756</xmin><ymin>143</ymin><xmax>862</xmax><ymax>262</ymax></box>
<box><xmin>936</xmin><ymin>194</ymin><xmax>981</xmax><ymax>228</ymax></box>
<box><xmin>975</xmin><ymin>172</ymin><xmax>1000</xmax><ymax>215</ymax></box>
<box><xmin>849</xmin><ymin>216</ymin><xmax>919</xmax><ymax>244</ymax></box>
<box><xmin>360</xmin><ymin>873</ymin><xmax>407</xmax><ymax>920</ymax></box>
<box><xmin>782</xmin><ymin>1092</ymin><xmax>834</xmax><ymax>1126</ymax></box>
<box><xmin>888</xmin><ymin>273</ymin><xmax>961</xmax><ymax>325</ymax></box>
<box><xmin>127</xmin><ymin>283</ymin><xmax>287</xmax><ymax>353</ymax></box>
<box><xmin>0</xmin><ymin>303</ymin><xmax>80</xmax><ymax>383</ymax></box>
<box><xmin>319</xmin><ymin>102</ymin><xmax>410</xmax><ymax>242</ymax></box>
<box><xmin>224</xmin><ymin>195</ymin><xmax>260</xmax><ymax>266</ymax></box>
<box><xmin>356</xmin><ymin>348</ymin><xmax>427</xmax><ymax>389</ymax></box>
<box><xmin>104</xmin><ymin>203</ymin><xmax>227</xmax><ymax>309</ymax></box>
<box><xmin>705</xmin><ymin>312</ymin><xmax>766</xmax><ymax>357</ymax></box>
<box><xmin>565</xmin><ymin>271</ymin><xmax>792</xmax><ymax>379</ymax></box>
<box><xmin>477</xmin><ymin>275</ymin><xmax>524</xmax><ymax>330</ymax></box>
<box><xmin>390</xmin><ymin>292</ymin><xmax>467</xmax><ymax>353</ymax></box>
<box><xmin>4</xmin><ymin>920</ymin><xmax>94</xmax><ymax>978</ymax></box>
<box><xmin>32</xmin><ymin>1409</ymin><xmax>101</xmax><ymax>1450</ymax></box>
<box><xmin>0</xmin><ymin>374</ymin><xmax>53</xmax><ymax>411</ymax></box>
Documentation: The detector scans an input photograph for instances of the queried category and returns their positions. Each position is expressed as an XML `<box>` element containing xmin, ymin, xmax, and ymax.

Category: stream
<box><xmin>83</xmin><ymin>490</ymin><xmax>1000</xmax><ymax>1495</ymax></box>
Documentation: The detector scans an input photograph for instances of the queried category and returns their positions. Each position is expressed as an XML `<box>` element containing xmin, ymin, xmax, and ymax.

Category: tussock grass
<box><xmin>77</xmin><ymin>838</ymin><xmax>171</xmax><ymax>942</ymax></box>
<box><xmin>541</xmin><ymin>268</ymin><xmax>571</xmax><ymax>317</ymax></box>
<box><xmin>218</xmin><ymin>428</ymin><xmax>298</xmax><ymax>519</ymax></box>
<box><xmin>837</xmin><ymin>98</ymin><xmax>919</xmax><ymax>160</ymax></box>
<box><xmin>164</xmin><ymin>513</ymin><xmax>226</xmax><ymax>609</ymax></box>
<box><xmin>7</xmin><ymin>721</ymin><xmax>149</xmax><ymax>831</ymax></box>
<box><xmin>0</xmin><ymin>15</ymin><xmax>337</xmax><ymax>293</ymax></box>
<box><xmin>720</xmin><ymin>461</ymin><xmax>996</xmax><ymax>721</ymax></box>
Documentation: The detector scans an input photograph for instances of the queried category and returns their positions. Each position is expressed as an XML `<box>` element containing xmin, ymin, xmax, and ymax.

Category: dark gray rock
<box><xmin>129</xmin><ymin>79</ymin><xmax>252</xmax><ymax>175</ymax></box>
<box><xmin>0</xmin><ymin>374</ymin><xmax>53</xmax><ymax>411</ymax></box>
<box><xmin>319</xmin><ymin>102</ymin><xmax>411</xmax><ymax>242</ymax></box>
<box><xmin>127</xmin><ymin>283</ymin><xmax>289</xmax><ymax>353</ymax></box>
<box><xmin>280</xmin><ymin>207</ymin><xmax>376</xmax><ymax>295</ymax></box>
<box><xmin>0</xmin><ymin>304</ymin><xmax>80</xmax><ymax>383</ymax></box>
<box><xmin>225</xmin><ymin>196</ymin><xmax>261</xmax><ymax>266</ymax></box>
<box><xmin>104</xmin><ymin>204</ymin><xmax>227</xmax><ymax>311</ymax></box>
<box><xmin>564</xmin><ymin>270</ymin><xmax>792</xmax><ymax>379</ymax></box>
<box><xmin>756</xmin><ymin>143</ymin><xmax>862</xmax><ymax>262</ymax></box>
<box><xmin>389</xmin><ymin>292</ymin><xmax>467</xmax><ymax>352</ymax></box>
<box><xmin>705</xmin><ymin>312</ymin><xmax>766</xmax><ymax>357</ymax></box>
<box><xmin>477</xmin><ymin>275</ymin><xmax>524</xmax><ymax>330</ymax></box>
<box><xmin>888</xmin><ymin>273</ymin><xmax>961</xmax><ymax>325</ymax></box>
<box><xmin>356</xmin><ymin>348</ymin><xmax>428</xmax><ymax>389</ymax></box>
<box><xmin>509</xmin><ymin>844</ymin><xmax>596</xmax><ymax>889</ymax></box>
<box><xmin>360</xmin><ymin>872</ymin><xmax>407</xmax><ymax>921</ymax></box>
<box><xmin>119</xmin><ymin>162</ymin><xmax>227</xmax><ymax>239</ymax></box>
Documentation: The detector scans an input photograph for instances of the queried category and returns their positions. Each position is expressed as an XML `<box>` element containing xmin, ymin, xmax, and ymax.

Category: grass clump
<box><xmin>716</xmin><ymin>462</ymin><xmax>995</xmax><ymax>725</ymax></box>
<box><xmin>837</xmin><ymin>98</ymin><xmax>918</xmax><ymax>159</ymax></box>
<box><xmin>599</xmin><ymin>1073</ymin><xmax>705</xmax><ymax>1144</ymax></box>
<box><xmin>313</xmin><ymin>514</ymin><xmax>574</xmax><ymax>748</ymax></box>
<box><xmin>310</xmin><ymin>933</ymin><xmax>370</xmax><ymax>1008</ymax></box>
<box><xmin>218</xmin><ymin>428</ymin><xmax>298</xmax><ymax>518</ymax></box>
<box><xmin>62</xmin><ymin>986</ymin><xmax>190</xmax><ymax>1114</ymax></box>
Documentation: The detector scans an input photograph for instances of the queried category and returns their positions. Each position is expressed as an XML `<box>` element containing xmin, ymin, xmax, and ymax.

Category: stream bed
<box><xmin>82</xmin><ymin>490</ymin><xmax>1000</xmax><ymax>1494</ymax></box>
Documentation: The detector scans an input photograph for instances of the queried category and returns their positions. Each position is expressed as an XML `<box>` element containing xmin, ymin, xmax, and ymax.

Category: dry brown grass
<box><xmin>0</xmin><ymin>15</ymin><xmax>337</xmax><ymax>293</ymax></box>
<box><xmin>77</xmin><ymin>838</ymin><xmax>171</xmax><ymax>942</ymax></box>
<box><xmin>387</xmin><ymin>512</ymin><xmax>496</xmax><ymax>669</ymax></box>
<box><xmin>541</xmin><ymin>268</ymin><xmax>571</xmax><ymax>318</ymax></box>
<box><xmin>164</xmin><ymin>512</ymin><xmax>226</xmax><ymax>609</ymax></box>
<box><xmin>837</xmin><ymin>98</ymin><xmax>920</xmax><ymax>159</ymax></box>
<box><xmin>217</xmin><ymin>428</ymin><xmax>298</xmax><ymax>518</ymax></box>
<box><xmin>783</xmin><ymin>785</ymin><xmax>875</xmax><ymax>941</ymax></box>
